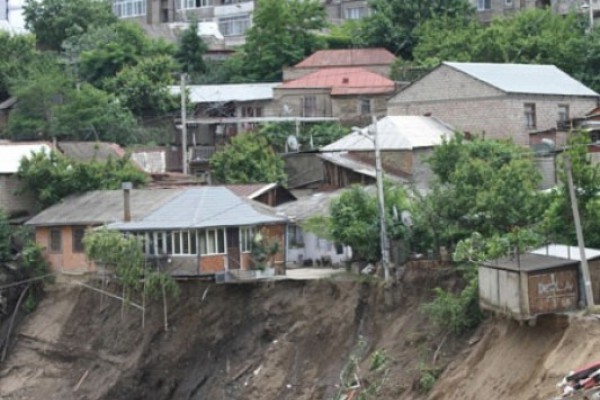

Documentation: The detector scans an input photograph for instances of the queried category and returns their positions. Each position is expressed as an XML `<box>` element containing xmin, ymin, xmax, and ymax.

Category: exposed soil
<box><xmin>2</xmin><ymin>266</ymin><xmax>599</xmax><ymax>400</ymax></box>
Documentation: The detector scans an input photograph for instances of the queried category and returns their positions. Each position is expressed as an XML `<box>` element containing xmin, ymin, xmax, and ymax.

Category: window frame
<box><xmin>477</xmin><ymin>0</ymin><xmax>491</xmax><ymax>11</ymax></box>
<box><xmin>303</xmin><ymin>96</ymin><xmax>317</xmax><ymax>117</ymax></box>
<box><xmin>359</xmin><ymin>98</ymin><xmax>372</xmax><ymax>115</ymax></box>
<box><xmin>524</xmin><ymin>103</ymin><xmax>537</xmax><ymax>129</ymax></box>
<box><xmin>218</xmin><ymin>15</ymin><xmax>251</xmax><ymax>37</ymax></box>
<box><xmin>112</xmin><ymin>0</ymin><xmax>147</xmax><ymax>18</ymax></box>
<box><xmin>49</xmin><ymin>228</ymin><xmax>62</xmax><ymax>253</ymax></box>
<box><xmin>240</xmin><ymin>226</ymin><xmax>255</xmax><ymax>253</ymax></box>
<box><xmin>200</xmin><ymin>228</ymin><xmax>226</xmax><ymax>255</ymax></box>
<box><xmin>72</xmin><ymin>227</ymin><xmax>85</xmax><ymax>253</ymax></box>
<box><xmin>558</xmin><ymin>104</ymin><xmax>570</xmax><ymax>123</ymax></box>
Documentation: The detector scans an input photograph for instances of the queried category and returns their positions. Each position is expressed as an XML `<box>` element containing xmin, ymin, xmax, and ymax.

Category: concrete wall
<box><xmin>36</xmin><ymin>226</ymin><xmax>94</xmax><ymax>274</ymax></box>
<box><xmin>478</xmin><ymin>266</ymin><xmax>523</xmax><ymax>318</ymax></box>
<box><xmin>286</xmin><ymin>226</ymin><xmax>352</xmax><ymax>267</ymax></box>
<box><xmin>0</xmin><ymin>174</ymin><xmax>38</xmax><ymax>217</ymax></box>
<box><xmin>389</xmin><ymin>65</ymin><xmax>598</xmax><ymax>146</ymax></box>
<box><xmin>283</xmin><ymin>153</ymin><xmax>324</xmax><ymax>189</ymax></box>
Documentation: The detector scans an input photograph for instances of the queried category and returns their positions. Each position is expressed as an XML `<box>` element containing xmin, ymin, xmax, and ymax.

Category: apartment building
<box><xmin>472</xmin><ymin>0</ymin><xmax>596</xmax><ymax>23</ymax></box>
<box><xmin>110</xmin><ymin>0</ymin><xmax>370</xmax><ymax>46</ymax></box>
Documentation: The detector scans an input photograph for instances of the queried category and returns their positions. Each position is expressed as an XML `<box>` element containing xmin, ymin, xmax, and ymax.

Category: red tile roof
<box><xmin>279</xmin><ymin>68</ymin><xmax>395</xmax><ymax>96</ymax></box>
<box><xmin>295</xmin><ymin>48</ymin><xmax>395</xmax><ymax>68</ymax></box>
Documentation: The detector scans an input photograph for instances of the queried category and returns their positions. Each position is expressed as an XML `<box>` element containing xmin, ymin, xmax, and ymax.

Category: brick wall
<box><xmin>389</xmin><ymin>65</ymin><xmax>598</xmax><ymax>146</ymax></box>
<box><xmin>0</xmin><ymin>174</ymin><xmax>38</xmax><ymax>217</ymax></box>
<box><xmin>200</xmin><ymin>254</ymin><xmax>225</xmax><ymax>274</ymax></box>
<box><xmin>36</xmin><ymin>226</ymin><xmax>94</xmax><ymax>274</ymax></box>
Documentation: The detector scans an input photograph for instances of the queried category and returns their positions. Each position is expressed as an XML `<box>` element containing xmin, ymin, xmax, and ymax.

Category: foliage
<box><xmin>20</xmin><ymin>241</ymin><xmax>50</xmax><ymax>278</ymax></box>
<box><xmin>308</xmin><ymin>184</ymin><xmax>411</xmax><ymax>262</ymax></box>
<box><xmin>226</xmin><ymin>0</ymin><xmax>327</xmax><ymax>82</ymax></box>
<box><xmin>175</xmin><ymin>19</ymin><xmax>208</xmax><ymax>77</ymax></box>
<box><xmin>417</xmin><ymin>135</ymin><xmax>543</xmax><ymax>254</ymax></box>
<box><xmin>104</xmin><ymin>55</ymin><xmax>178</xmax><ymax>116</ymax></box>
<box><xmin>23</xmin><ymin>0</ymin><xmax>117</xmax><ymax>51</ymax></box>
<box><xmin>0</xmin><ymin>32</ymin><xmax>38</xmax><ymax>100</ymax></box>
<box><xmin>144</xmin><ymin>269</ymin><xmax>180</xmax><ymax>300</ymax></box>
<box><xmin>421</xmin><ymin>266</ymin><xmax>483</xmax><ymax>335</ymax></box>
<box><xmin>418</xmin><ymin>365</ymin><xmax>438</xmax><ymax>393</ymax></box>
<box><xmin>323</xmin><ymin>20</ymin><xmax>362</xmax><ymax>49</ymax></box>
<box><xmin>358</xmin><ymin>0</ymin><xmax>474</xmax><ymax>59</ymax></box>
<box><xmin>209</xmin><ymin>132</ymin><xmax>287</xmax><ymax>185</ymax></box>
<box><xmin>0</xmin><ymin>209</ymin><xmax>11</xmax><ymax>261</ymax></box>
<box><xmin>250</xmin><ymin>231</ymin><xmax>280</xmax><ymax>270</ymax></box>
<box><xmin>17</xmin><ymin>149</ymin><xmax>148</xmax><ymax>208</ymax></box>
<box><xmin>542</xmin><ymin>130</ymin><xmax>600</xmax><ymax>248</ymax></box>
<box><xmin>257</xmin><ymin>122</ymin><xmax>349</xmax><ymax>152</ymax></box>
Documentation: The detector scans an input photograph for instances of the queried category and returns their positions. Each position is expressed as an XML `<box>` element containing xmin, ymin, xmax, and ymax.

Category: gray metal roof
<box><xmin>168</xmin><ymin>83</ymin><xmax>280</xmax><ymax>104</ymax></box>
<box><xmin>530</xmin><ymin>244</ymin><xmax>600</xmax><ymax>261</ymax></box>
<box><xmin>318</xmin><ymin>152</ymin><xmax>408</xmax><ymax>184</ymax></box>
<box><xmin>444</xmin><ymin>62</ymin><xmax>599</xmax><ymax>97</ymax></box>
<box><xmin>26</xmin><ymin>189</ymin><xmax>182</xmax><ymax>226</ymax></box>
<box><xmin>482</xmin><ymin>252</ymin><xmax>579</xmax><ymax>272</ymax></box>
<box><xmin>108</xmin><ymin>187</ymin><xmax>286</xmax><ymax>231</ymax></box>
<box><xmin>321</xmin><ymin>116</ymin><xmax>454</xmax><ymax>152</ymax></box>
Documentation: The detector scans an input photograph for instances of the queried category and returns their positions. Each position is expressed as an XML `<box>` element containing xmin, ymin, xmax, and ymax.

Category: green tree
<box><xmin>23</xmin><ymin>0</ymin><xmax>117</xmax><ymax>51</ymax></box>
<box><xmin>0</xmin><ymin>33</ymin><xmax>38</xmax><ymax>100</ymax></box>
<box><xmin>258</xmin><ymin>122</ymin><xmax>349</xmax><ymax>152</ymax></box>
<box><xmin>104</xmin><ymin>55</ymin><xmax>178</xmax><ymax>116</ymax></box>
<box><xmin>0</xmin><ymin>210</ymin><xmax>12</xmax><ymax>261</ymax></box>
<box><xmin>17</xmin><ymin>149</ymin><xmax>148</xmax><ymax>208</ymax></box>
<box><xmin>227</xmin><ymin>0</ymin><xmax>327</xmax><ymax>82</ymax></box>
<box><xmin>359</xmin><ymin>0</ymin><xmax>474</xmax><ymax>59</ymax></box>
<box><xmin>175</xmin><ymin>20</ymin><xmax>208</xmax><ymax>77</ymax></box>
<box><xmin>210</xmin><ymin>132</ymin><xmax>287</xmax><ymax>185</ymax></box>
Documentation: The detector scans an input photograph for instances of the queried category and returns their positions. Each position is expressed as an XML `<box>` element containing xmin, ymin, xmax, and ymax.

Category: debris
<box><xmin>73</xmin><ymin>369</ymin><xmax>89</xmax><ymax>392</ymax></box>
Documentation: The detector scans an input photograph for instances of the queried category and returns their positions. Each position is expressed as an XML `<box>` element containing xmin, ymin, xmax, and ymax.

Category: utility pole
<box><xmin>564</xmin><ymin>155</ymin><xmax>594</xmax><ymax>307</ymax></box>
<box><xmin>372</xmin><ymin>114</ymin><xmax>391</xmax><ymax>281</ymax></box>
<box><xmin>180</xmin><ymin>73</ymin><xmax>188</xmax><ymax>175</ymax></box>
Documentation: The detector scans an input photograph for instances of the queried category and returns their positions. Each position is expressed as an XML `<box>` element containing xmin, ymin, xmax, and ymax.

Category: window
<box><xmin>477</xmin><ymin>0</ymin><xmax>491</xmax><ymax>10</ymax></box>
<box><xmin>303</xmin><ymin>96</ymin><xmax>317</xmax><ymax>117</ymax></box>
<box><xmin>178</xmin><ymin>0</ymin><xmax>211</xmax><ymax>10</ymax></box>
<box><xmin>505</xmin><ymin>0</ymin><xmax>513</xmax><ymax>6</ymax></box>
<box><xmin>558</xmin><ymin>104</ymin><xmax>570</xmax><ymax>123</ymax></box>
<box><xmin>359</xmin><ymin>99</ymin><xmax>371</xmax><ymax>115</ymax></box>
<box><xmin>288</xmin><ymin>225</ymin><xmax>304</xmax><ymax>248</ymax></box>
<box><xmin>199</xmin><ymin>229</ymin><xmax>225</xmax><ymax>255</ymax></box>
<box><xmin>112</xmin><ymin>0</ymin><xmax>146</xmax><ymax>17</ymax></box>
<box><xmin>240</xmin><ymin>227</ymin><xmax>255</xmax><ymax>252</ymax></box>
<box><xmin>524</xmin><ymin>103</ymin><xmax>537</xmax><ymax>129</ymax></box>
<box><xmin>218</xmin><ymin>15</ymin><xmax>251</xmax><ymax>36</ymax></box>
<box><xmin>344</xmin><ymin>7</ymin><xmax>368</xmax><ymax>20</ymax></box>
<box><xmin>49</xmin><ymin>228</ymin><xmax>62</xmax><ymax>252</ymax></box>
<box><xmin>170</xmin><ymin>230</ymin><xmax>197</xmax><ymax>255</ymax></box>
<box><xmin>72</xmin><ymin>227</ymin><xmax>85</xmax><ymax>253</ymax></box>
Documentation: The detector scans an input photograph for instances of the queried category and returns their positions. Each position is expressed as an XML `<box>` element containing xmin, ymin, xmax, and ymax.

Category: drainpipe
<box><xmin>122</xmin><ymin>182</ymin><xmax>132</xmax><ymax>222</ymax></box>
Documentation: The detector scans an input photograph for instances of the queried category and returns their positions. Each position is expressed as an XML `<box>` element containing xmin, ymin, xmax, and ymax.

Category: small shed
<box><xmin>479</xmin><ymin>253</ymin><xmax>580</xmax><ymax>320</ymax></box>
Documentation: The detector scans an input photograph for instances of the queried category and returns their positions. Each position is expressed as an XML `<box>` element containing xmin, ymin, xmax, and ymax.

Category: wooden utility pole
<box><xmin>180</xmin><ymin>73</ymin><xmax>188</xmax><ymax>175</ymax></box>
<box><xmin>564</xmin><ymin>155</ymin><xmax>595</xmax><ymax>307</ymax></box>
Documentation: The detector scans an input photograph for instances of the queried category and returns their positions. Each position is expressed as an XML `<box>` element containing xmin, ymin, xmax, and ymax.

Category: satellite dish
<box><xmin>282</xmin><ymin>103</ymin><xmax>293</xmax><ymax>115</ymax></box>
<box><xmin>287</xmin><ymin>135</ymin><xmax>299</xmax><ymax>152</ymax></box>
<box><xmin>401</xmin><ymin>211</ymin><xmax>413</xmax><ymax>228</ymax></box>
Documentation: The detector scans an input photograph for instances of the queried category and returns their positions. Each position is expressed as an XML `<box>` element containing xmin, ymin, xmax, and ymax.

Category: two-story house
<box><xmin>388</xmin><ymin>62</ymin><xmax>599</xmax><ymax>146</ymax></box>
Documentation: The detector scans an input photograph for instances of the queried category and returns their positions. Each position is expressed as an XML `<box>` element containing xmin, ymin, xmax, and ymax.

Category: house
<box><xmin>388</xmin><ymin>62</ymin><xmax>599</xmax><ymax>146</ymax></box>
<box><xmin>531</xmin><ymin>244</ymin><xmax>600</xmax><ymax>304</ymax></box>
<box><xmin>225</xmin><ymin>183</ymin><xmax>296</xmax><ymax>207</ymax></box>
<box><xmin>276</xmin><ymin>189</ymin><xmax>352</xmax><ymax>267</ymax></box>
<box><xmin>169</xmin><ymin>82</ymin><xmax>280</xmax><ymax>175</ymax></box>
<box><xmin>26</xmin><ymin>187</ymin><xmax>287</xmax><ymax>276</ymax></box>
<box><xmin>282</xmin><ymin>48</ymin><xmax>395</xmax><ymax>81</ymax></box>
<box><xmin>275</xmin><ymin>67</ymin><xmax>396</xmax><ymax>125</ymax></box>
<box><xmin>319</xmin><ymin>116</ymin><xmax>455</xmax><ymax>189</ymax></box>
<box><xmin>0</xmin><ymin>142</ymin><xmax>52</xmax><ymax>218</ymax></box>
<box><xmin>479</xmin><ymin>252</ymin><xmax>581</xmax><ymax>321</ymax></box>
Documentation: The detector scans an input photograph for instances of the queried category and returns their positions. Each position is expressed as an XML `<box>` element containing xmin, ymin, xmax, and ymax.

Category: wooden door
<box><xmin>227</xmin><ymin>228</ymin><xmax>241</xmax><ymax>270</ymax></box>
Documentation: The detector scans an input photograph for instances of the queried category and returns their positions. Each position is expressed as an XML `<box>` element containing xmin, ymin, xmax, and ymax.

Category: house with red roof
<box><xmin>274</xmin><ymin>67</ymin><xmax>397</xmax><ymax>125</ymax></box>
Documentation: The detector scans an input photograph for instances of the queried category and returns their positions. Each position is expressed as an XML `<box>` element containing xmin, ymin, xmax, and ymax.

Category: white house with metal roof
<box><xmin>388</xmin><ymin>62</ymin><xmax>600</xmax><ymax>146</ymax></box>
<box><xmin>319</xmin><ymin>116</ymin><xmax>455</xmax><ymax>189</ymax></box>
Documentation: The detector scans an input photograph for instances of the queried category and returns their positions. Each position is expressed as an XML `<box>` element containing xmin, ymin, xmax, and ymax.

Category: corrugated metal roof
<box><xmin>321</xmin><ymin>116</ymin><xmax>454</xmax><ymax>152</ymax></box>
<box><xmin>295</xmin><ymin>48</ymin><xmax>395</xmax><ymax>68</ymax></box>
<box><xmin>108</xmin><ymin>187</ymin><xmax>285</xmax><ymax>231</ymax></box>
<box><xmin>0</xmin><ymin>142</ymin><xmax>53</xmax><ymax>174</ymax></box>
<box><xmin>444</xmin><ymin>62</ymin><xmax>599</xmax><ymax>97</ymax></box>
<box><xmin>318</xmin><ymin>152</ymin><xmax>408</xmax><ymax>183</ymax></box>
<box><xmin>26</xmin><ymin>189</ymin><xmax>182</xmax><ymax>226</ymax></box>
<box><xmin>530</xmin><ymin>244</ymin><xmax>600</xmax><ymax>261</ymax></box>
<box><xmin>279</xmin><ymin>67</ymin><xmax>395</xmax><ymax>95</ymax></box>
<box><xmin>57</xmin><ymin>142</ymin><xmax>126</xmax><ymax>163</ymax></box>
<box><xmin>483</xmin><ymin>252</ymin><xmax>579</xmax><ymax>272</ymax></box>
<box><xmin>168</xmin><ymin>83</ymin><xmax>280</xmax><ymax>103</ymax></box>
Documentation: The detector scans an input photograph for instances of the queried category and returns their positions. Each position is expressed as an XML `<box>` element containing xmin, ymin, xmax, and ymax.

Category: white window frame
<box><xmin>199</xmin><ymin>228</ymin><xmax>226</xmax><ymax>255</ymax></box>
<box><xmin>505</xmin><ymin>0</ymin><xmax>513</xmax><ymax>6</ymax></box>
<box><xmin>178</xmin><ymin>0</ymin><xmax>211</xmax><ymax>10</ymax></box>
<box><xmin>344</xmin><ymin>6</ymin><xmax>367</xmax><ymax>20</ymax></box>
<box><xmin>218</xmin><ymin>15</ymin><xmax>251</xmax><ymax>37</ymax></box>
<box><xmin>240</xmin><ymin>227</ymin><xmax>255</xmax><ymax>253</ymax></box>
<box><xmin>477</xmin><ymin>0</ymin><xmax>491</xmax><ymax>11</ymax></box>
<box><xmin>112</xmin><ymin>0</ymin><xmax>146</xmax><ymax>18</ymax></box>
<box><xmin>524</xmin><ymin>103</ymin><xmax>537</xmax><ymax>129</ymax></box>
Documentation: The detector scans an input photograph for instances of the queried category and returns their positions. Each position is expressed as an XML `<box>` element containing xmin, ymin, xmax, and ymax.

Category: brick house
<box><xmin>388</xmin><ymin>62</ymin><xmax>599</xmax><ymax>146</ymax></box>
<box><xmin>26</xmin><ymin>187</ymin><xmax>287</xmax><ymax>276</ymax></box>
<box><xmin>319</xmin><ymin>116</ymin><xmax>454</xmax><ymax>189</ymax></box>
<box><xmin>275</xmin><ymin>67</ymin><xmax>396</xmax><ymax>126</ymax></box>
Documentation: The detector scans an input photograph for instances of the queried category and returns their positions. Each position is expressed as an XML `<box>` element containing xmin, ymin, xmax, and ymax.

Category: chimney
<box><xmin>122</xmin><ymin>182</ymin><xmax>132</xmax><ymax>222</ymax></box>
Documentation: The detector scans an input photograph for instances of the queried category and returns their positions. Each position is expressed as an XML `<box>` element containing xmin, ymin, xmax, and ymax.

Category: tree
<box><xmin>17</xmin><ymin>149</ymin><xmax>148</xmax><ymax>208</ymax></box>
<box><xmin>23</xmin><ymin>0</ymin><xmax>117</xmax><ymax>51</ymax></box>
<box><xmin>0</xmin><ymin>210</ymin><xmax>11</xmax><ymax>261</ymax></box>
<box><xmin>359</xmin><ymin>0</ymin><xmax>474</xmax><ymax>59</ymax></box>
<box><xmin>175</xmin><ymin>20</ymin><xmax>208</xmax><ymax>77</ymax></box>
<box><xmin>0</xmin><ymin>33</ymin><xmax>38</xmax><ymax>100</ymax></box>
<box><xmin>104</xmin><ymin>55</ymin><xmax>178</xmax><ymax>116</ymax></box>
<box><xmin>209</xmin><ymin>132</ymin><xmax>287</xmax><ymax>185</ymax></box>
<box><xmin>257</xmin><ymin>122</ymin><xmax>349</xmax><ymax>152</ymax></box>
<box><xmin>227</xmin><ymin>0</ymin><xmax>327</xmax><ymax>82</ymax></box>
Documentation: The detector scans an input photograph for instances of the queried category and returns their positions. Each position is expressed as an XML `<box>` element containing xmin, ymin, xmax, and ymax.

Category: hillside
<box><xmin>1</xmin><ymin>267</ymin><xmax>599</xmax><ymax>400</ymax></box>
